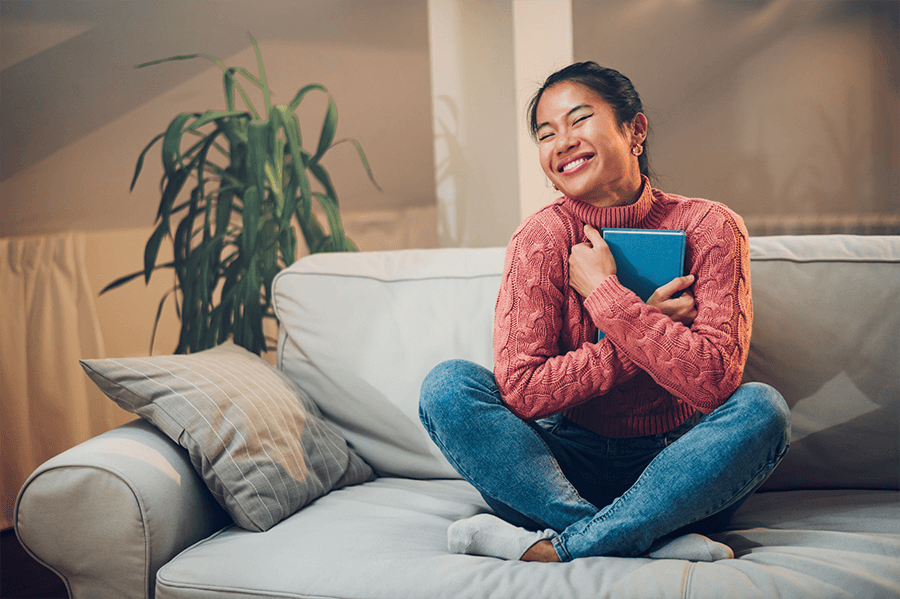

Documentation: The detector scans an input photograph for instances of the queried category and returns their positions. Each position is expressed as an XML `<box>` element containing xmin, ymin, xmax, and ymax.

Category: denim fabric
<box><xmin>419</xmin><ymin>359</ymin><xmax>790</xmax><ymax>561</ymax></box>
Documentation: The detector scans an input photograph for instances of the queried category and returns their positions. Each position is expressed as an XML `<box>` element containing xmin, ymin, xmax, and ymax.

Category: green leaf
<box><xmin>309</xmin><ymin>161</ymin><xmax>338</xmax><ymax>205</ymax></box>
<box><xmin>188</xmin><ymin>110</ymin><xmax>246</xmax><ymax>132</ymax></box>
<box><xmin>158</xmin><ymin>168</ymin><xmax>190</xmax><ymax>224</ymax></box>
<box><xmin>136</xmin><ymin>54</ymin><xmax>209</xmax><ymax>69</ymax></box>
<box><xmin>295</xmin><ymin>203</ymin><xmax>327</xmax><ymax>253</ymax></box>
<box><xmin>277</xmin><ymin>109</ymin><xmax>312</xmax><ymax>221</ymax></box>
<box><xmin>264</xmin><ymin>161</ymin><xmax>284</xmax><ymax>217</ymax></box>
<box><xmin>223</xmin><ymin>68</ymin><xmax>237</xmax><ymax>111</ymax></box>
<box><xmin>228</xmin><ymin>67</ymin><xmax>261</xmax><ymax>120</ymax></box>
<box><xmin>161</xmin><ymin>113</ymin><xmax>196</xmax><ymax>177</ymax></box>
<box><xmin>314</xmin><ymin>98</ymin><xmax>338</xmax><ymax>163</ymax></box>
<box><xmin>287</xmin><ymin>83</ymin><xmax>327</xmax><ymax>113</ymax></box>
<box><xmin>249</xmin><ymin>34</ymin><xmax>272</xmax><ymax>115</ymax></box>
<box><xmin>148</xmin><ymin>287</ymin><xmax>177</xmax><ymax>355</ymax></box>
<box><xmin>192</xmin><ymin>129</ymin><xmax>221</xmax><ymax>215</ymax></box>
<box><xmin>312</xmin><ymin>191</ymin><xmax>347</xmax><ymax>253</ymax></box>
<box><xmin>242</xmin><ymin>186</ymin><xmax>260</xmax><ymax>255</ymax></box>
<box><xmin>232</xmin><ymin>66</ymin><xmax>263</xmax><ymax>89</ymax></box>
<box><xmin>246</xmin><ymin>120</ymin><xmax>269</xmax><ymax>195</ymax></box>
<box><xmin>144</xmin><ymin>221</ymin><xmax>169</xmax><ymax>283</ymax></box>
<box><xmin>99</xmin><ymin>269</ymin><xmax>145</xmax><ymax>294</ymax></box>
<box><xmin>131</xmin><ymin>132</ymin><xmax>166</xmax><ymax>191</ymax></box>
<box><xmin>216</xmin><ymin>187</ymin><xmax>235</xmax><ymax>238</ymax></box>
<box><xmin>279</xmin><ymin>225</ymin><xmax>297</xmax><ymax>267</ymax></box>
<box><xmin>332</xmin><ymin>138</ymin><xmax>383</xmax><ymax>192</ymax></box>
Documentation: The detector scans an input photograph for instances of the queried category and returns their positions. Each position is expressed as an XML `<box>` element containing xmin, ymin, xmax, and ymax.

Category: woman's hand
<box><xmin>569</xmin><ymin>224</ymin><xmax>616</xmax><ymax>298</ymax></box>
<box><xmin>648</xmin><ymin>275</ymin><xmax>697</xmax><ymax>327</ymax></box>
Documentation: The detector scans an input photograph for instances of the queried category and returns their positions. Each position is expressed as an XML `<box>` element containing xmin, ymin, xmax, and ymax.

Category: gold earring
<box><xmin>632</xmin><ymin>144</ymin><xmax>643</xmax><ymax>156</ymax></box>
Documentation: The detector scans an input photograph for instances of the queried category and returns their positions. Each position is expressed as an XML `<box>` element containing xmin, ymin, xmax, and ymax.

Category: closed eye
<box><xmin>574</xmin><ymin>113</ymin><xmax>593</xmax><ymax>125</ymax></box>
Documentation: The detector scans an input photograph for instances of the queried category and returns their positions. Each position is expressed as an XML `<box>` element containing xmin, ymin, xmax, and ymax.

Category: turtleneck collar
<box><xmin>560</xmin><ymin>175</ymin><xmax>655</xmax><ymax>230</ymax></box>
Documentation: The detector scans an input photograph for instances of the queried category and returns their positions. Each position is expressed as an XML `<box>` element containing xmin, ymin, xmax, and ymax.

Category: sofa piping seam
<box><xmin>750</xmin><ymin>256</ymin><xmax>898</xmax><ymax>264</ymax></box>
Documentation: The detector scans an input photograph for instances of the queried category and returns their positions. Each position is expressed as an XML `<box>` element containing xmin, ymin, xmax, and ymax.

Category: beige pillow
<box><xmin>80</xmin><ymin>342</ymin><xmax>373</xmax><ymax>531</ymax></box>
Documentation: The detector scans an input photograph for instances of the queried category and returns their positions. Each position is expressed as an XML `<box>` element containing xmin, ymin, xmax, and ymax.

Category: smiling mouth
<box><xmin>560</xmin><ymin>156</ymin><xmax>591</xmax><ymax>173</ymax></box>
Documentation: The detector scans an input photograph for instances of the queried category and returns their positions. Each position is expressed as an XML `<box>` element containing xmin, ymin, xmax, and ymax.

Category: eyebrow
<box><xmin>536</xmin><ymin>104</ymin><xmax>593</xmax><ymax>131</ymax></box>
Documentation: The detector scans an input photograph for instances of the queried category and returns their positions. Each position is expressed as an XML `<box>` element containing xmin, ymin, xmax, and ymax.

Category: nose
<box><xmin>555</xmin><ymin>129</ymin><xmax>578</xmax><ymax>154</ymax></box>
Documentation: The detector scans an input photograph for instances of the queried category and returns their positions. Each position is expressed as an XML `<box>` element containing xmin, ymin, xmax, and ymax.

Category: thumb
<box><xmin>583</xmin><ymin>224</ymin><xmax>603</xmax><ymax>246</ymax></box>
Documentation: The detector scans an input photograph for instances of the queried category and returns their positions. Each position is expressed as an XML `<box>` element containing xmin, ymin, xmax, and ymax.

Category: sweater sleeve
<box><xmin>493</xmin><ymin>223</ymin><xmax>641</xmax><ymax>421</ymax></box>
<box><xmin>583</xmin><ymin>206</ymin><xmax>752</xmax><ymax>413</ymax></box>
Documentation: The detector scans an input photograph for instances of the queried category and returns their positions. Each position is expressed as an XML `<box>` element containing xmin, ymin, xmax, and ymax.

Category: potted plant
<box><xmin>104</xmin><ymin>35</ymin><xmax>378</xmax><ymax>356</ymax></box>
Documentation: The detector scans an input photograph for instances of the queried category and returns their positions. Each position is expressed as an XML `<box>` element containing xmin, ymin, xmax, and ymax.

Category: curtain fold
<box><xmin>1</xmin><ymin>232</ymin><xmax>121</xmax><ymax>530</ymax></box>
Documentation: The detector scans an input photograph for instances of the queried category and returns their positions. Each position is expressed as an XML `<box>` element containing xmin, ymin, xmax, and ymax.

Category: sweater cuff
<box><xmin>582</xmin><ymin>275</ymin><xmax>637</xmax><ymax>331</ymax></box>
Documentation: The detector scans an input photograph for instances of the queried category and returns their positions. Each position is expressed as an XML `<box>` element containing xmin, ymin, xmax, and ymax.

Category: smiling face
<box><xmin>535</xmin><ymin>81</ymin><xmax>646</xmax><ymax>208</ymax></box>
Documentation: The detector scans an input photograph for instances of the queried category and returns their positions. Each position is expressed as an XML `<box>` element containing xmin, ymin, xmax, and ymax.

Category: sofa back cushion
<box><xmin>274</xmin><ymin>236</ymin><xmax>899</xmax><ymax>489</ymax></box>
<box><xmin>273</xmin><ymin>248</ymin><xmax>504</xmax><ymax>479</ymax></box>
<box><xmin>745</xmin><ymin>235</ymin><xmax>899</xmax><ymax>491</ymax></box>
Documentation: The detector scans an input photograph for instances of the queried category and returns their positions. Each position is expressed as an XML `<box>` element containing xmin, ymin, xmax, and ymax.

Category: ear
<box><xmin>630</xmin><ymin>113</ymin><xmax>648</xmax><ymax>144</ymax></box>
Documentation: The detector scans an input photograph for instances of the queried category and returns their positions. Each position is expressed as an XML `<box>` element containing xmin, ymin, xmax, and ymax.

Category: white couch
<box><xmin>14</xmin><ymin>235</ymin><xmax>900</xmax><ymax>599</ymax></box>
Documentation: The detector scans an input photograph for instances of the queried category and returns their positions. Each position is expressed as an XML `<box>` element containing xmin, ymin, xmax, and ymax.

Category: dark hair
<box><xmin>527</xmin><ymin>61</ymin><xmax>652</xmax><ymax>181</ymax></box>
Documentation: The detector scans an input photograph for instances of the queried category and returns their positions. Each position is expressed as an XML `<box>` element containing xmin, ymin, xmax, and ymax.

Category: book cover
<box><xmin>596</xmin><ymin>228</ymin><xmax>686</xmax><ymax>341</ymax></box>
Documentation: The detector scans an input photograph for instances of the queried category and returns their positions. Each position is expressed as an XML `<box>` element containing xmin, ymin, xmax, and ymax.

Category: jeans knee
<box><xmin>419</xmin><ymin>359</ymin><xmax>496</xmax><ymax>428</ymax></box>
<box><xmin>735</xmin><ymin>382</ymin><xmax>791</xmax><ymax>448</ymax></box>
<box><xmin>419</xmin><ymin>361</ymin><xmax>454</xmax><ymax>425</ymax></box>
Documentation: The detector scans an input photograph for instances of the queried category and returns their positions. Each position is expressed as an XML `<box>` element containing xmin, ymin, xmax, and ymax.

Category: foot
<box><xmin>521</xmin><ymin>539</ymin><xmax>561</xmax><ymax>562</ymax></box>
<box><xmin>447</xmin><ymin>513</ymin><xmax>556</xmax><ymax>560</ymax></box>
<box><xmin>646</xmin><ymin>533</ymin><xmax>734</xmax><ymax>561</ymax></box>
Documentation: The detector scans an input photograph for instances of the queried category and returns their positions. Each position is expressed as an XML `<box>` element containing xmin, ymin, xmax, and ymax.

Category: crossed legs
<box><xmin>419</xmin><ymin>359</ymin><xmax>790</xmax><ymax>562</ymax></box>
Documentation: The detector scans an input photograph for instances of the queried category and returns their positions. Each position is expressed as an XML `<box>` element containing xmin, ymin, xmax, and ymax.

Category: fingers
<box><xmin>583</xmin><ymin>224</ymin><xmax>604</xmax><ymax>247</ymax></box>
<box><xmin>650</xmin><ymin>274</ymin><xmax>695</xmax><ymax>303</ymax></box>
<box><xmin>569</xmin><ymin>226</ymin><xmax>617</xmax><ymax>296</ymax></box>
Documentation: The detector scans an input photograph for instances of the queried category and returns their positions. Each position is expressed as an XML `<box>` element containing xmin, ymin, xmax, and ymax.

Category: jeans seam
<box><xmin>529</xmin><ymin>422</ymin><xmax>595</xmax><ymax>510</ymax></box>
<box><xmin>551</xmin><ymin>535</ymin><xmax>571</xmax><ymax>562</ymax></box>
<box><xmin>689</xmin><ymin>440</ymin><xmax>791</xmax><ymax>524</ymax></box>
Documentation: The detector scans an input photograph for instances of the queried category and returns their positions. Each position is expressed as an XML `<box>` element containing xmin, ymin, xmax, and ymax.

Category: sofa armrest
<box><xmin>14</xmin><ymin>419</ymin><xmax>231</xmax><ymax>599</ymax></box>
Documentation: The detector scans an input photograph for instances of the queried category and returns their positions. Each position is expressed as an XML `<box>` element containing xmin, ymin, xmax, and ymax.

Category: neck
<box><xmin>580</xmin><ymin>174</ymin><xmax>645</xmax><ymax>209</ymax></box>
<box><xmin>563</xmin><ymin>175</ymin><xmax>654</xmax><ymax>229</ymax></box>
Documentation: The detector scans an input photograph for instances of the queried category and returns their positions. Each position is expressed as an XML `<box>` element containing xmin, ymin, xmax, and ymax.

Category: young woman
<box><xmin>419</xmin><ymin>62</ymin><xmax>790</xmax><ymax>563</ymax></box>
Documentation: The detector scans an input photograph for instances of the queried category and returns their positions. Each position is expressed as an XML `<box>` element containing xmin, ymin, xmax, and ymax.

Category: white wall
<box><xmin>428</xmin><ymin>0</ymin><xmax>520</xmax><ymax>247</ymax></box>
<box><xmin>572</xmin><ymin>0</ymin><xmax>899</xmax><ymax>233</ymax></box>
<box><xmin>512</xmin><ymin>0</ymin><xmax>574</xmax><ymax>222</ymax></box>
<box><xmin>4</xmin><ymin>0</ymin><xmax>895</xmax><ymax>244</ymax></box>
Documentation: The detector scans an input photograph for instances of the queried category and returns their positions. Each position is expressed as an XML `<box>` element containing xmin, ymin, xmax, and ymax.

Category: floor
<box><xmin>1</xmin><ymin>529</ymin><xmax>67</xmax><ymax>599</ymax></box>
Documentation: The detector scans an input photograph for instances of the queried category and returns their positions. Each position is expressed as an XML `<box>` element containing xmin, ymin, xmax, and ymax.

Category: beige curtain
<box><xmin>1</xmin><ymin>232</ymin><xmax>123</xmax><ymax>530</ymax></box>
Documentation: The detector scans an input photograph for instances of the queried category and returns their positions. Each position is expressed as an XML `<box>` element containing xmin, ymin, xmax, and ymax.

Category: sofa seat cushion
<box><xmin>154</xmin><ymin>479</ymin><xmax>900</xmax><ymax>599</ymax></box>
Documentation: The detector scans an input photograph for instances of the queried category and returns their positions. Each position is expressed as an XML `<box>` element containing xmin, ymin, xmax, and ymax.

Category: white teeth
<box><xmin>562</xmin><ymin>157</ymin><xmax>587</xmax><ymax>172</ymax></box>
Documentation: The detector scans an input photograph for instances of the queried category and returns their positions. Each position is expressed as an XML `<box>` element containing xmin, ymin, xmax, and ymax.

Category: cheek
<box><xmin>598</xmin><ymin>140</ymin><xmax>630</xmax><ymax>172</ymax></box>
<box><xmin>538</xmin><ymin>147</ymin><xmax>555</xmax><ymax>178</ymax></box>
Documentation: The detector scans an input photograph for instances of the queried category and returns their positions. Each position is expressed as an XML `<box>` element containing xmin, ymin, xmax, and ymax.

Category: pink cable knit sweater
<box><xmin>494</xmin><ymin>177</ymin><xmax>752</xmax><ymax>438</ymax></box>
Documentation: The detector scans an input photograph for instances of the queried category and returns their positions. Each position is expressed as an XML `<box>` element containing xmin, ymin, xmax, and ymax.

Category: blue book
<box><xmin>597</xmin><ymin>228</ymin><xmax>686</xmax><ymax>341</ymax></box>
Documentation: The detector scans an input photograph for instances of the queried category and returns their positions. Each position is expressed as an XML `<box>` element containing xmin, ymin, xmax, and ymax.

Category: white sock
<box><xmin>646</xmin><ymin>533</ymin><xmax>734</xmax><ymax>561</ymax></box>
<box><xmin>447</xmin><ymin>513</ymin><xmax>556</xmax><ymax>560</ymax></box>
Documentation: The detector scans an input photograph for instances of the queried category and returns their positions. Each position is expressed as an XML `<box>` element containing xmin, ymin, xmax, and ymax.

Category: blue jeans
<box><xmin>419</xmin><ymin>359</ymin><xmax>790</xmax><ymax>561</ymax></box>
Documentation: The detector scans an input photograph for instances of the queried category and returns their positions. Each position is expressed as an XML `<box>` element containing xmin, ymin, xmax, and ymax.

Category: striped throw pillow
<box><xmin>80</xmin><ymin>342</ymin><xmax>373</xmax><ymax>531</ymax></box>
